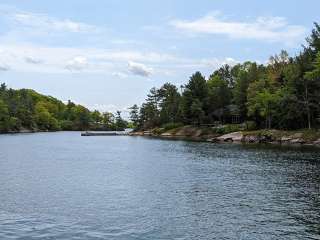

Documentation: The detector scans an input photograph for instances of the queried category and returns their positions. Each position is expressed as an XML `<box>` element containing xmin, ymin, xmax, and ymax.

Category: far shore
<box><xmin>2</xmin><ymin>126</ymin><xmax>320</xmax><ymax>148</ymax></box>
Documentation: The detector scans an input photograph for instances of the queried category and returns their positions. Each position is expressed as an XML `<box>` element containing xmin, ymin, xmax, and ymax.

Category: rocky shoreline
<box><xmin>130</xmin><ymin>126</ymin><xmax>320</xmax><ymax>147</ymax></box>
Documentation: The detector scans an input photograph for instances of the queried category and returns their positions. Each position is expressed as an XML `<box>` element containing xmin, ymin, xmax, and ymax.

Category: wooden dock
<box><xmin>81</xmin><ymin>132</ymin><xmax>128</xmax><ymax>136</ymax></box>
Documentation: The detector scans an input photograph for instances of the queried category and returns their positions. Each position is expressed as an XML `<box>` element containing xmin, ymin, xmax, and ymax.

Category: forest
<box><xmin>130</xmin><ymin>23</ymin><xmax>320</xmax><ymax>131</ymax></box>
<box><xmin>0</xmin><ymin>86</ymin><xmax>127</xmax><ymax>133</ymax></box>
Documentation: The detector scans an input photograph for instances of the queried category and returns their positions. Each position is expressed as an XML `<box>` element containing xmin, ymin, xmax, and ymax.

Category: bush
<box><xmin>8</xmin><ymin>117</ymin><xmax>21</xmax><ymax>131</ymax></box>
<box><xmin>244</xmin><ymin>121</ymin><xmax>257</xmax><ymax>131</ymax></box>
<box><xmin>151</xmin><ymin>127</ymin><xmax>165</xmax><ymax>135</ymax></box>
<box><xmin>60</xmin><ymin>120</ymin><xmax>74</xmax><ymax>130</ymax></box>
<box><xmin>161</xmin><ymin>122</ymin><xmax>184</xmax><ymax>131</ymax></box>
<box><xmin>212</xmin><ymin>124</ymin><xmax>242</xmax><ymax>134</ymax></box>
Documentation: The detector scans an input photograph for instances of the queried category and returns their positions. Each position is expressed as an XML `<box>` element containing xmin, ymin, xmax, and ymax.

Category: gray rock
<box><xmin>289</xmin><ymin>138</ymin><xmax>306</xmax><ymax>144</ymax></box>
<box><xmin>243</xmin><ymin>135</ymin><xmax>260</xmax><ymax>143</ymax></box>
<box><xmin>217</xmin><ymin>132</ymin><xmax>243</xmax><ymax>142</ymax></box>
<box><xmin>313</xmin><ymin>139</ymin><xmax>320</xmax><ymax>145</ymax></box>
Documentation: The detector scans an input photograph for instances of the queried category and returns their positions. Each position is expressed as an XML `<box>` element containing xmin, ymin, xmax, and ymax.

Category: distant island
<box><xmin>128</xmin><ymin>23</ymin><xmax>320</xmax><ymax>145</ymax></box>
<box><xmin>0</xmin><ymin>85</ymin><xmax>128</xmax><ymax>133</ymax></box>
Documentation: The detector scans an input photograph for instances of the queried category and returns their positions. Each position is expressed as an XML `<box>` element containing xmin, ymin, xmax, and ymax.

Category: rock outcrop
<box><xmin>313</xmin><ymin>139</ymin><xmax>320</xmax><ymax>145</ymax></box>
<box><xmin>130</xmin><ymin>127</ymin><xmax>320</xmax><ymax>147</ymax></box>
<box><xmin>216</xmin><ymin>132</ymin><xmax>243</xmax><ymax>142</ymax></box>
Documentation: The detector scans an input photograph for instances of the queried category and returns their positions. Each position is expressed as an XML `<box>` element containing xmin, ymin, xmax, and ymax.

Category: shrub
<box><xmin>60</xmin><ymin>120</ymin><xmax>73</xmax><ymax>130</ymax></box>
<box><xmin>161</xmin><ymin>122</ymin><xmax>184</xmax><ymax>131</ymax></box>
<box><xmin>212</xmin><ymin>124</ymin><xmax>242</xmax><ymax>134</ymax></box>
<box><xmin>152</xmin><ymin>127</ymin><xmax>165</xmax><ymax>135</ymax></box>
<box><xmin>244</xmin><ymin>121</ymin><xmax>257</xmax><ymax>131</ymax></box>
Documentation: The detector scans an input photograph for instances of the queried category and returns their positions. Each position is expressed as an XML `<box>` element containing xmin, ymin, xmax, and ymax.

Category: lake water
<box><xmin>0</xmin><ymin>132</ymin><xmax>319</xmax><ymax>239</ymax></box>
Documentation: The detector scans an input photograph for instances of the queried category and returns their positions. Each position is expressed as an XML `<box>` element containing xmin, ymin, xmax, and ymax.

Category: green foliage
<box><xmin>129</xmin><ymin>104</ymin><xmax>139</xmax><ymax>128</ymax></box>
<box><xmin>212</xmin><ymin>124</ymin><xmax>243</xmax><ymax>135</ymax></box>
<box><xmin>180</xmin><ymin>72</ymin><xmax>207</xmax><ymax>124</ymax></box>
<box><xmin>151</xmin><ymin>127</ymin><xmax>165</xmax><ymax>135</ymax></box>
<box><xmin>115</xmin><ymin>111</ymin><xmax>127</xmax><ymax>130</ymax></box>
<box><xmin>158</xmin><ymin>83</ymin><xmax>181</xmax><ymax>124</ymax></box>
<box><xmin>133</xmin><ymin>23</ymin><xmax>320</xmax><ymax>131</ymax></box>
<box><xmin>207</xmin><ymin>74</ymin><xmax>231</xmax><ymax>121</ymax></box>
<box><xmin>161</xmin><ymin>122</ymin><xmax>184</xmax><ymax>131</ymax></box>
<box><xmin>0</xmin><ymin>85</ymin><xmax>127</xmax><ymax>133</ymax></box>
<box><xmin>243</xmin><ymin>121</ymin><xmax>257</xmax><ymax>131</ymax></box>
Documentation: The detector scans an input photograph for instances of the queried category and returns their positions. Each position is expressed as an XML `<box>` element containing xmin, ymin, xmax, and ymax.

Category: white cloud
<box><xmin>201</xmin><ymin>57</ymin><xmax>238</xmax><ymax>68</ymax></box>
<box><xmin>25</xmin><ymin>56</ymin><xmax>43</xmax><ymax>64</ymax></box>
<box><xmin>94</xmin><ymin>51</ymin><xmax>177</xmax><ymax>63</ymax></box>
<box><xmin>65</xmin><ymin>56</ymin><xmax>88</xmax><ymax>71</ymax></box>
<box><xmin>170</xmin><ymin>14</ymin><xmax>306</xmax><ymax>44</ymax></box>
<box><xmin>11</xmin><ymin>12</ymin><xmax>97</xmax><ymax>33</ymax></box>
<box><xmin>112</xmin><ymin>72</ymin><xmax>128</xmax><ymax>78</ymax></box>
<box><xmin>0</xmin><ymin>43</ymin><xmax>243</xmax><ymax>77</ymax></box>
<box><xmin>0</xmin><ymin>64</ymin><xmax>9</xmax><ymax>71</ymax></box>
<box><xmin>0</xmin><ymin>44</ymin><xmax>175</xmax><ymax>74</ymax></box>
<box><xmin>128</xmin><ymin>61</ymin><xmax>153</xmax><ymax>77</ymax></box>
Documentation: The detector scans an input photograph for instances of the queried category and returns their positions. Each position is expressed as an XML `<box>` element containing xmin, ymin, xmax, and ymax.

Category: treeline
<box><xmin>0</xmin><ymin>85</ymin><xmax>127</xmax><ymax>133</ymax></box>
<box><xmin>130</xmin><ymin>23</ymin><xmax>320</xmax><ymax>131</ymax></box>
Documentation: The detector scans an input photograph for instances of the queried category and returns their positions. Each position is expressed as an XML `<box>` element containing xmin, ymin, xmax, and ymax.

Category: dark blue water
<box><xmin>0</xmin><ymin>132</ymin><xmax>319</xmax><ymax>239</ymax></box>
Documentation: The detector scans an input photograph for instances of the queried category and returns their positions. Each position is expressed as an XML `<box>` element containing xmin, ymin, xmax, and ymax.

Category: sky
<box><xmin>0</xmin><ymin>0</ymin><xmax>319</xmax><ymax>114</ymax></box>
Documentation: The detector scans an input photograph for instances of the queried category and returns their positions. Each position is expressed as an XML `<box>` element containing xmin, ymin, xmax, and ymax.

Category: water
<box><xmin>0</xmin><ymin>132</ymin><xmax>319</xmax><ymax>239</ymax></box>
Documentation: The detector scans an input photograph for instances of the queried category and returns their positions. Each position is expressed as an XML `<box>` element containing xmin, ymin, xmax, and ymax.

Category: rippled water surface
<box><xmin>0</xmin><ymin>132</ymin><xmax>320</xmax><ymax>239</ymax></box>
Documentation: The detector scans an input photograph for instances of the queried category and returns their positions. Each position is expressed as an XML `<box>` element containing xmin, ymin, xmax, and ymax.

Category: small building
<box><xmin>226</xmin><ymin>105</ymin><xmax>241</xmax><ymax>124</ymax></box>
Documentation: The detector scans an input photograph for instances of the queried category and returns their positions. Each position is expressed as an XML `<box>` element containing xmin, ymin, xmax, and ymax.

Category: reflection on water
<box><xmin>0</xmin><ymin>132</ymin><xmax>319</xmax><ymax>239</ymax></box>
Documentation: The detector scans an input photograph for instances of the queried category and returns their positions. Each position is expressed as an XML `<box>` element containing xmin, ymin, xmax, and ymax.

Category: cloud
<box><xmin>201</xmin><ymin>57</ymin><xmax>238</xmax><ymax>68</ymax></box>
<box><xmin>170</xmin><ymin>14</ymin><xmax>306</xmax><ymax>44</ymax></box>
<box><xmin>25</xmin><ymin>56</ymin><xmax>43</xmax><ymax>64</ymax></box>
<box><xmin>0</xmin><ymin>64</ymin><xmax>9</xmax><ymax>71</ymax></box>
<box><xmin>65</xmin><ymin>56</ymin><xmax>88</xmax><ymax>71</ymax></box>
<box><xmin>11</xmin><ymin>12</ymin><xmax>97</xmax><ymax>33</ymax></box>
<box><xmin>94</xmin><ymin>51</ymin><xmax>177</xmax><ymax>63</ymax></box>
<box><xmin>112</xmin><ymin>72</ymin><xmax>128</xmax><ymax>78</ymax></box>
<box><xmin>128</xmin><ymin>61</ymin><xmax>153</xmax><ymax>77</ymax></box>
<box><xmin>0</xmin><ymin>44</ymin><xmax>179</xmax><ymax>74</ymax></box>
<box><xmin>0</xmin><ymin>43</ymin><xmax>242</xmax><ymax>76</ymax></box>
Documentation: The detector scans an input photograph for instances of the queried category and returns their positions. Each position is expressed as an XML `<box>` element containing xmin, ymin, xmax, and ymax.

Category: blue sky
<box><xmin>0</xmin><ymin>0</ymin><xmax>319</xmax><ymax>114</ymax></box>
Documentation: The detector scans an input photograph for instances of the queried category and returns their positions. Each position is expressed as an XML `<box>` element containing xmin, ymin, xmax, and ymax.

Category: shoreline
<box><xmin>2</xmin><ymin>127</ymin><xmax>320</xmax><ymax>148</ymax></box>
<box><xmin>129</xmin><ymin>126</ymin><xmax>320</xmax><ymax>147</ymax></box>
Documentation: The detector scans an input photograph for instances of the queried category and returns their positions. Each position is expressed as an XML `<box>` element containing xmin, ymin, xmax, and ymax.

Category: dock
<box><xmin>81</xmin><ymin>132</ymin><xmax>128</xmax><ymax>136</ymax></box>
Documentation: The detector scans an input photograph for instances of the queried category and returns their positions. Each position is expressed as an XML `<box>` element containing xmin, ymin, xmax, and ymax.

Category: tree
<box><xmin>0</xmin><ymin>83</ymin><xmax>112</xmax><ymax>132</ymax></box>
<box><xmin>0</xmin><ymin>83</ymin><xmax>7</xmax><ymax>93</ymax></box>
<box><xmin>129</xmin><ymin>104</ymin><xmax>140</xmax><ymax>127</ymax></box>
<box><xmin>303</xmin><ymin>51</ymin><xmax>320</xmax><ymax>129</ymax></box>
<box><xmin>102</xmin><ymin>112</ymin><xmax>115</xmax><ymax>129</ymax></box>
<box><xmin>115</xmin><ymin>111</ymin><xmax>127</xmax><ymax>130</ymax></box>
<box><xmin>139</xmin><ymin>102</ymin><xmax>159</xmax><ymax>129</ymax></box>
<box><xmin>190</xmin><ymin>99</ymin><xmax>205</xmax><ymax>125</ymax></box>
<box><xmin>73</xmin><ymin>105</ymin><xmax>91</xmax><ymax>130</ymax></box>
<box><xmin>207</xmin><ymin>74</ymin><xmax>231</xmax><ymax>122</ymax></box>
<box><xmin>247</xmin><ymin>87</ymin><xmax>281</xmax><ymax>129</ymax></box>
<box><xmin>91</xmin><ymin>110</ymin><xmax>102</xmax><ymax>124</ymax></box>
<box><xmin>0</xmin><ymin>100</ymin><xmax>9</xmax><ymax>132</ymax></box>
<box><xmin>157</xmin><ymin>83</ymin><xmax>181</xmax><ymax>124</ymax></box>
<box><xmin>34</xmin><ymin>101</ymin><xmax>60</xmax><ymax>130</ymax></box>
<box><xmin>181</xmin><ymin>72</ymin><xmax>208</xmax><ymax>124</ymax></box>
<box><xmin>185</xmin><ymin>72</ymin><xmax>208</xmax><ymax>101</ymax></box>
<box><xmin>212</xmin><ymin>64</ymin><xmax>235</xmax><ymax>88</ymax></box>
<box><xmin>139</xmin><ymin>87</ymin><xmax>160</xmax><ymax>128</ymax></box>
<box><xmin>306</xmin><ymin>22</ymin><xmax>320</xmax><ymax>55</ymax></box>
